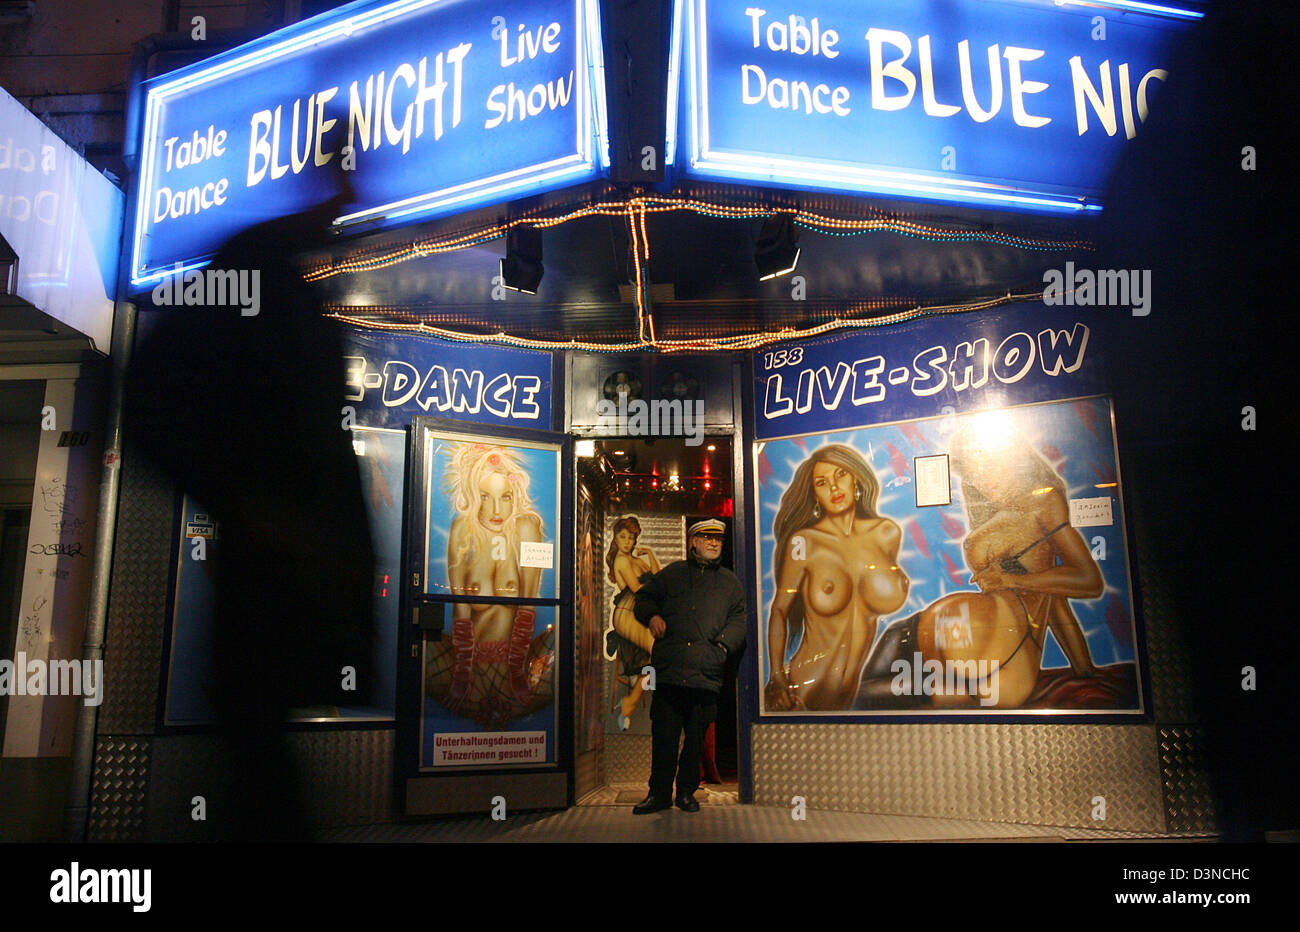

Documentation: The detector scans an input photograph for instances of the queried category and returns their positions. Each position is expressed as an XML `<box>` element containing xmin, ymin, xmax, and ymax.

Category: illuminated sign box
<box><xmin>132</xmin><ymin>0</ymin><xmax>609</xmax><ymax>287</ymax></box>
<box><xmin>342</xmin><ymin>326</ymin><xmax>554</xmax><ymax>429</ymax></box>
<box><xmin>673</xmin><ymin>0</ymin><xmax>1199</xmax><ymax>213</ymax></box>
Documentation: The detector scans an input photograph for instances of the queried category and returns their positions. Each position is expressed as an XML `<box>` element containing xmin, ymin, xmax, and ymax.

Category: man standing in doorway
<box><xmin>632</xmin><ymin>519</ymin><xmax>746</xmax><ymax>813</ymax></box>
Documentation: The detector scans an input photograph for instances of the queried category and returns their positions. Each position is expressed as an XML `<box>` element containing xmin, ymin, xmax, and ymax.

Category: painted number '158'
<box><xmin>763</xmin><ymin>347</ymin><xmax>803</xmax><ymax>370</ymax></box>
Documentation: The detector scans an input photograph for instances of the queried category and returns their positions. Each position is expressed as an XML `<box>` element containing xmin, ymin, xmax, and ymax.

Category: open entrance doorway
<box><xmin>574</xmin><ymin>435</ymin><xmax>739</xmax><ymax>807</ymax></box>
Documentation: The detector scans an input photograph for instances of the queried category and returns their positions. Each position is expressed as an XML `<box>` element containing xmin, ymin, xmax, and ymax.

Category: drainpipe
<box><xmin>63</xmin><ymin>297</ymin><xmax>133</xmax><ymax>843</ymax></box>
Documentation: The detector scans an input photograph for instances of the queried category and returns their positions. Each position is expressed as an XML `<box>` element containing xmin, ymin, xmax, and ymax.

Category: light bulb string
<box><xmin>307</xmin><ymin>191</ymin><xmax>1084</xmax><ymax>352</ymax></box>
<box><xmin>303</xmin><ymin>192</ymin><xmax>1092</xmax><ymax>282</ymax></box>
<box><xmin>324</xmin><ymin>288</ymin><xmax>1047</xmax><ymax>354</ymax></box>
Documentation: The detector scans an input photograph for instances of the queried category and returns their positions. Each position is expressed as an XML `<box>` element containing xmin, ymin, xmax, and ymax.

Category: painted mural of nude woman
<box><xmin>424</xmin><ymin>443</ymin><xmax>554</xmax><ymax>729</ymax></box>
<box><xmin>858</xmin><ymin>414</ymin><xmax>1102</xmax><ymax>709</ymax></box>
<box><xmin>764</xmin><ymin>444</ymin><xmax>910</xmax><ymax>711</ymax></box>
<box><xmin>605</xmin><ymin>515</ymin><xmax>661</xmax><ymax>727</ymax></box>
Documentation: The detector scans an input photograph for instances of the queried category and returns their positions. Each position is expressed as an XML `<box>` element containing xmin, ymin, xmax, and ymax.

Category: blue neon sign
<box><xmin>674</xmin><ymin>0</ymin><xmax>1199</xmax><ymax>212</ymax></box>
<box><xmin>131</xmin><ymin>0</ymin><xmax>608</xmax><ymax>287</ymax></box>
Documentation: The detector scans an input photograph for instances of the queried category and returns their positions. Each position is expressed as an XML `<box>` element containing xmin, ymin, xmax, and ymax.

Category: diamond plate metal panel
<box><xmin>87</xmin><ymin>736</ymin><xmax>151</xmax><ymax>842</ymax></box>
<box><xmin>291</xmin><ymin>729</ymin><xmax>396</xmax><ymax>826</ymax></box>
<box><xmin>603</xmin><ymin>733</ymin><xmax>652</xmax><ymax>784</ymax></box>
<box><xmin>144</xmin><ymin>734</ymin><xmax>231</xmax><ymax>841</ymax></box>
<box><xmin>1159</xmin><ymin>726</ymin><xmax>1218</xmax><ymax>834</ymax></box>
<box><xmin>753</xmin><ymin>723</ymin><xmax>1165</xmax><ymax>833</ymax></box>
<box><xmin>1127</xmin><ymin>488</ymin><xmax>1196</xmax><ymax>723</ymax></box>
<box><xmin>576</xmin><ymin>749</ymin><xmax>600</xmax><ymax>800</ymax></box>
<box><xmin>406</xmin><ymin>772</ymin><xmax>567</xmax><ymax>815</ymax></box>
<box><xmin>99</xmin><ymin>447</ymin><xmax>176</xmax><ymax>734</ymax></box>
<box><xmin>144</xmin><ymin>730</ymin><xmax>396</xmax><ymax>840</ymax></box>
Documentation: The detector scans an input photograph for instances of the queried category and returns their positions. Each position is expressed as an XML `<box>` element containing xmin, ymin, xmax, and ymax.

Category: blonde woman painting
<box><xmin>425</xmin><ymin>442</ymin><xmax>555</xmax><ymax>729</ymax></box>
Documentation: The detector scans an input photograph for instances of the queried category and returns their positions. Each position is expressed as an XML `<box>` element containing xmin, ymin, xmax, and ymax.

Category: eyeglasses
<box><xmin>695</xmin><ymin>534</ymin><xmax>724</xmax><ymax>541</ymax></box>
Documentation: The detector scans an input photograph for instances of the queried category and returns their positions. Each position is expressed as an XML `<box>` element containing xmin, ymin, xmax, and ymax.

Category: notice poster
<box><xmin>431</xmin><ymin>731</ymin><xmax>548</xmax><ymax>766</ymax></box>
<box><xmin>419</xmin><ymin>432</ymin><xmax>561</xmax><ymax>767</ymax></box>
<box><xmin>756</xmin><ymin>395</ymin><xmax>1140</xmax><ymax>715</ymax></box>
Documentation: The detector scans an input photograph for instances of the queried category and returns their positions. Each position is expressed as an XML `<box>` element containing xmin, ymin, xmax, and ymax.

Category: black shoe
<box><xmin>675</xmin><ymin>792</ymin><xmax>700</xmax><ymax>812</ymax></box>
<box><xmin>633</xmin><ymin>795</ymin><xmax>672</xmax><ymax>815</ymax></box>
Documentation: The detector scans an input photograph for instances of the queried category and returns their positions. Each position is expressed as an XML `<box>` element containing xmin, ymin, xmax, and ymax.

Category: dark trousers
<box><xmin>649</xmin><ymin>684</ymin><xmax>717</xmax><ymax>799</ymax></box>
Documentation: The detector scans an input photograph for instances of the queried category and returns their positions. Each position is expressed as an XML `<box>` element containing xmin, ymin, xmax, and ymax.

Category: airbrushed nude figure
<box><xmin>858</xmin><ymin>416</ymin><xmax>1103</xmax><ymax>709</ymax></box>
<box><xmin>604</xmin><ymin>515</ymin><xmax>661</xmax><ymax>727</ymax></box>
<box><xmin>425</xmin><ymin>443</ymin><xmax>554</xmax><ymax>729</ymax></box>
<box><xmin>764</xmin><ymin>444</ymin><xmax>910</xmax><ymax>711</ymax></box>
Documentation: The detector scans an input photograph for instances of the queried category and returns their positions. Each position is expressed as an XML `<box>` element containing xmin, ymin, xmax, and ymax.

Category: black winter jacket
<box><xmin>633</xmin><ymin>554</ymin><xmax>746</xmax><ymax>692</ymax></box>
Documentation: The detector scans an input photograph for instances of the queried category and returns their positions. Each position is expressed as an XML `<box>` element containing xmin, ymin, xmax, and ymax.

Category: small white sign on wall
<box><xmin>914</xmin><ymin>454</ymin><xmax>951</xmax><ymax>507</ymax></box>
<box><xmin>520</xmin><ymin>541</ymin><xmax>554</xmax><ymax>569</ymax></box>
<box><xmin>432</xmin><ymin>731</ymin><xmax>547</xmax><ymax>766</ymax></box>
<box><xmin>1070</xmin><ymin>496</ymin><xmax>1114</xmax><ymax>527</ymax></box>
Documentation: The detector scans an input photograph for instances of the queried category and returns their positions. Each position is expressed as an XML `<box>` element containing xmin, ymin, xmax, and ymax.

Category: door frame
<box><xmin>398</xmin><ymin>416</ymin><xmax>574</xmax><ymax>815</ymax></box>
<box><xmin>563</xmin><ymin>356</ymin><xmax>755</xmax><ymax>803</ymax></box>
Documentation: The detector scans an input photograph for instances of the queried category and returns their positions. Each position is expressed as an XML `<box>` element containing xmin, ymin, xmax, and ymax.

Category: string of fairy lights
<box><xmin>308</xmin><ymin>193</ymin><xmax>1094</xmax><ymax>354</ymax></box>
